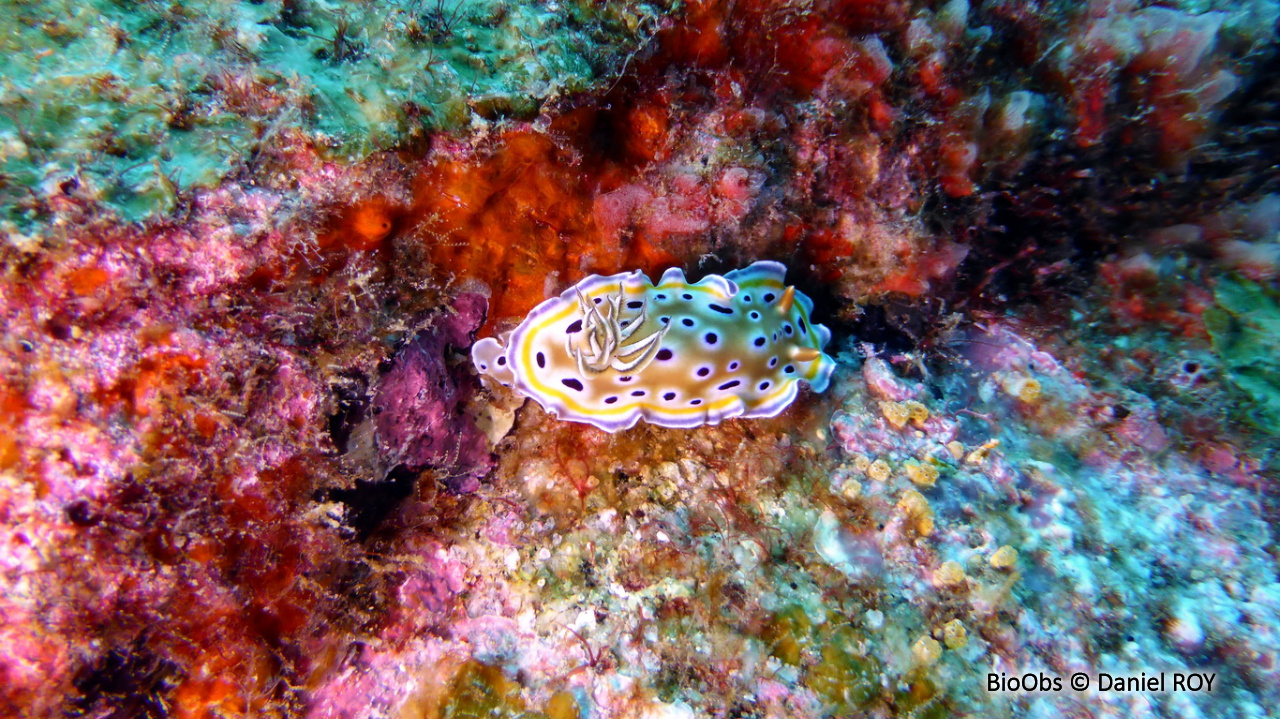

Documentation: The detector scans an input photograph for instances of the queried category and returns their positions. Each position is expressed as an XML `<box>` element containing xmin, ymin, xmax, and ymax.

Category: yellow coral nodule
<box><xmin>904</xmin><ymin>459</ymin><xmax>939</xmax><ymax>488</ymax></box>
<box><xmin>897</xmin><ymin>489</ymin><xmax>935</xmax><ymax>536</ymax></box>
<box><xmin>905</xmin><ymin>400</ymin><xmax>929</xmax><ymax>424</ymax></box>
<box><xmin>943</xmin><ymin>619</ymin><xmax>968</xmax><ymax>649</ymax></box>
<box><xmin>965</xmin><ymin>439</ymin><xmax>1001</xmax><ymax>465</ymax></box>
<box><xmin>989</xmin><ymin>545</ymin><xmax>1018</xmax><ymax>569</ymax></box>
<box><xmin>934</xmin><ymin>560</ymin><xmax>966</xmax><ymax>587</ymax></box>
<box><xmin>912</xmin><ymin>635</ymin><xmax>943</xmax><ymax>666</ymax></box>
<box><xmin>880</xmin><ymin>400</ymin><xmax>911</xmax><ymax>429</ymax></box>
<box><xmin>868</xmin><ymin>458</ymin><xmax>892</xmax><ymax>482</ymax></box>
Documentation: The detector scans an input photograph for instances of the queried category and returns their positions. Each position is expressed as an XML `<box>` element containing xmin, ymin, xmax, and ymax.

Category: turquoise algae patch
<box><xmin>473</xmin><ymin>261</ymin><xmax>836</xmax><ymax>432</ymax></box>
<box><xmin>1205</xmin><ymin>275</ymin><xmax>1280</xmax><ymax>434</ymax></box>
<box><xmin>0</xmin><ymin>0</ymin><xmax>671</xmax><ymax>226</ymax></box>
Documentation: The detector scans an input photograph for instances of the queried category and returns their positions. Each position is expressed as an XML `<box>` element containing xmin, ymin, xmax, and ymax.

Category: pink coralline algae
<box><xmin>373</xmin><ymin>292</ymin><xmax>493</xmax><ymax>492</ymax></box>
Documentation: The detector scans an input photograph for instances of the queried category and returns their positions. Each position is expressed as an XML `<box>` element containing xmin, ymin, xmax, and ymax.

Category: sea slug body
<box><xmin>472</xmin><ymin>261</ymin><xmax>836</xmax><ymax>432</ymax></box>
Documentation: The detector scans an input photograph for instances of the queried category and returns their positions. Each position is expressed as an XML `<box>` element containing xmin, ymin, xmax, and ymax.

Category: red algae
<box><xmin>0</xmin><ymin>178</ymin><xmax>381</xmax><ymax>716</ymax></box>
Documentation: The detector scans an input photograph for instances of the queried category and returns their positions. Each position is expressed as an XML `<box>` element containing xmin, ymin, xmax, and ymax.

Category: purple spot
<box><xmin>656</xmin><ymin>349</ymin><xmax>674</xmax><ymax>361</ymax></box>
<box><xmin>753</xmin><ymin>337</ymin><xmax>766</xmax><ymax>347</ymax></box>
<box><xmin>696</xmin><ymin>367</ymin><xmax>711</xmax><ymax>377</ymax></box>
<box><xmin>718</xmin><ymin>380</ymin><xmax>741</xmax><ymax>391</ymax></box>
<box><xmin>536</xmin><ymin>352</ymin><xmax>545</xmax><ymax>368</ymax></box>
<box><xmin>663</xmin><ymin>392</ymin><xmax>676</xmax><ymax>401</ymax></box>
<box><xmin>705</xmin><ymin>332</ymin><xmax>718</xmax><ymax>345</ymax></box>
<box><xmin>562</xmin><ymin>378</ymin><xmax>584</xmax><ymax>391</ymax></box>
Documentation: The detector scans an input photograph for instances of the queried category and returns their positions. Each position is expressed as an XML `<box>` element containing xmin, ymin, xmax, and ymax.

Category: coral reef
<box><xmin>1</xmin><ymin>0</ymin><xmax>1278</xmax><ymax>718</ymax></box>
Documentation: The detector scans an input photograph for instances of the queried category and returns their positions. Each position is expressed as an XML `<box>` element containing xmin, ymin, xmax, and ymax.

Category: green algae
<box><xmin>757</xmin><ymin>607</ymin><xmax>959</xmax><ymax>718</ymax></box>
<box><xmin>810</xmin><ymin>645</ymin><xmax>953</xmax><ymax>719</ymax></box>
<box><xmin>438</xmin><ymin>660</ymin><xmax>559</xmax><ymax>719</ymax></box>
<box><xmin>806</xmin><ymin>628</ymin><xmax>882</xmax><ymax>713</ymax></box>
<box><xmin>0</xmin><ymin>0</ymin><xmax>673</xmax><ymax>227</ymax></box>
<box><xmin>1204</xmin><ymin>275</ymin><xmax>1280</xmax><ymax>436</ymax></box>
<box><xmin>761</xmin><ymin>604</ymin><xmax>814</xmax><ymax>666</ymax></box>
<box><xmin>434</xmin><ymin>660</ymin><xmax>580</xmax><ymax>719</ymax></box>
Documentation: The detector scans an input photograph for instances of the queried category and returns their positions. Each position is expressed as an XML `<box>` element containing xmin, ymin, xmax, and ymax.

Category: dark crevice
<box><xmin>69</xmin><ymin>644</ymin><xmax>179</xmax><ymax>719</ymax></box>
<box><xmin>319</xmin><ymin>465</ymin><xmax>416</xmax><ymax>540</ymax></box>
<box><xmin>847</xmin><ymin>302</ymin><xmax>920</xmax><ymax>355</ymax></box>
<box><xmin>326</xmin><ymin>372</ymin><xmax>370</xmax><ymax>455</ymax></box>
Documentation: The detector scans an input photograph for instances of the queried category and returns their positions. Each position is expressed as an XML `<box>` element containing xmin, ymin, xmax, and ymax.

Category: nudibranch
<box><xmin>472</xmin><ymin>261</ymin><xmax>836</xmax><ymax>432</ymax></box>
